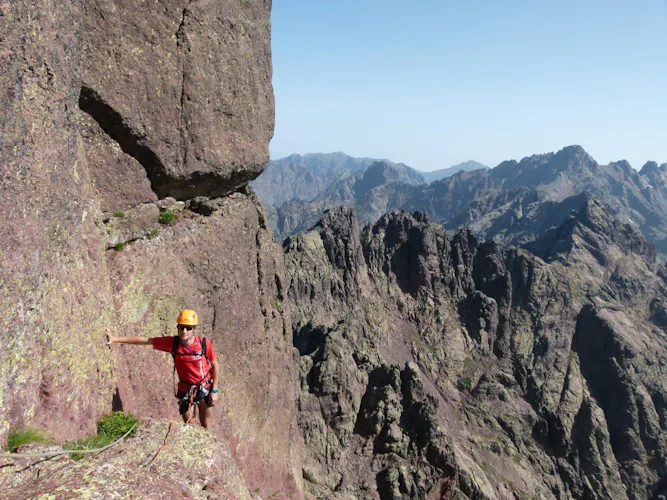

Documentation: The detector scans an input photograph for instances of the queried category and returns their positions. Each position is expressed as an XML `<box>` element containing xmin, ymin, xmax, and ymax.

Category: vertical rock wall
<box><xmin>106</xmin><ymin>193</ymin><xmax>301</xmax><ymax>498</ymax></box>
<box><xmin>1</xmin><ymin>0</ymin><xmax>301</xmax><ymax>496</ymax></box>
<box><xmin>0</xmin><ymin>0</ymin><xmax>116</xmax><ymax>441</ymax></box>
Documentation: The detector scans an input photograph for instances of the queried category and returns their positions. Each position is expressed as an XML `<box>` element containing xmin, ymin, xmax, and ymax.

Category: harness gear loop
<box><xmin>186</xmin><ymin>385</ymin><xmax>198</xmax><ymax>424</ymax></box>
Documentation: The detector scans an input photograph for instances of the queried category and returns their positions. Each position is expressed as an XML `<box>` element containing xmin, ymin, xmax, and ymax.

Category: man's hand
<box><xmin>105</xmin><ymin>330</ymin><xmax>115</xmax><ymax>345</ymax></box>
<box><xmin>209</xmin><ymin>392</ymin><xmax>218</xmax><ymax>406</ymax></box>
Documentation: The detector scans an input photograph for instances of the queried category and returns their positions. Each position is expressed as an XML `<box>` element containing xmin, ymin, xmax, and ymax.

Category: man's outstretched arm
<box><xmin>106</xmin><ymin>331</ymin><xmax>152</xmax><ymax>345</ymax></box>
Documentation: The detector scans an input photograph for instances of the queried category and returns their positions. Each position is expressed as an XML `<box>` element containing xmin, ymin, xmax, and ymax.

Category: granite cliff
<box><xmin>1</xmin><ymin>1</ymin><xmax>301</xmax><ymax>497</ymax></box>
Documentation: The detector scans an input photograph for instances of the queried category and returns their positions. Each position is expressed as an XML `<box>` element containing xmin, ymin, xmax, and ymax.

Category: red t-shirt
<box><xmin>152</xmin><ymin>336</ymin><xmax>217</xmax><ymax>393</ymax></box>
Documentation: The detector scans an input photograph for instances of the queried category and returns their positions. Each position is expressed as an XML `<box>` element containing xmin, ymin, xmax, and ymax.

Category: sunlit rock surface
<box><xmin>1</xmin><ymin>420</ymin><xmax>253</xmax><ymax>499</ymax></box>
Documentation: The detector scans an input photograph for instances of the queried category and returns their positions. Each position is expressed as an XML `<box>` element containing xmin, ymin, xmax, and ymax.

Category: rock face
<box><xmin>1</xmin><ymin>1</ymin><xmax>301</xmax><ymax>497</ymax></box>
<box><xmin>108</xmin><ymin>191</ymin><xmax>301</xmax><ymax>498</ymax></box>
<box><xmin>81</xmin><ymin>0</ymin><xmax>275</xmax><ymax>200</ymax></box>
<box><xmin>284</xmin><ymin>204</ymin><xmax>667</xmax><ymax>499</ymax></box>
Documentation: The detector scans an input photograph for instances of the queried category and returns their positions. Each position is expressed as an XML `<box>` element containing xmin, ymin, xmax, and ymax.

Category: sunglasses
<box><xmin>178</xmin><ymin>325</ymin><xmax>195</xmax><ymax>331</ymax></box>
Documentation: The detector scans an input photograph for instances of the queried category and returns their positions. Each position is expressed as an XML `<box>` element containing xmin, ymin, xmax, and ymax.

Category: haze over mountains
<box><xmin>253</xmin><ymin>147</ymin><xmax>667</xmax><ymax>258</ymax></box>
<box><xmin>252</xmin><ymin>153</ymin><xmax>484</xmax><ymax>207</ymax></box>
<box><xmin>251</xmin><ymin>153</ymin><xmax>488</xmax><ymax>237</ymax></box>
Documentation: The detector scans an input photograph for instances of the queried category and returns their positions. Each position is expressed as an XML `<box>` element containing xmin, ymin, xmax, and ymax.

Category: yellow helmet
<box><xmin>177</xmin><ymin>309</ymin><xmax>198</xmax><ymax>326</ymax></box>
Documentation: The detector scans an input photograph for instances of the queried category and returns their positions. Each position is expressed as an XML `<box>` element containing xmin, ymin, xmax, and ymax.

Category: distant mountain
<box><xmin>251</xmin><ymin>152</ymin><xmax>424</xmax><ymax>207</ymax></box>
<box><xmin>253</xmin><ymin>153</ymin><xmax>490</xmax><ymax>239</ymax></box>
<box><xmin>269</xmin><ymin>146</ymin><xmax>667</xmax><ymax>259</ymax></box>
<box><xmin>276</xmin><ymin>160</ymin><xmax>424</xmax><ymax>237</ymax></box>
<box><xmin>421</xmin><ymin>160</ymin><xmax>488</xmax><ymax>183</ymax></box>
<box><xmin>250</xmin><ymin>153</ymin><xmax>374</xmax><ymax>207</ymax></box>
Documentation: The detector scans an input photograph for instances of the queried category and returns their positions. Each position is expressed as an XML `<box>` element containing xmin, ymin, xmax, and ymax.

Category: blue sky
<box><xmin>269</xmin><ymin>1</ymin><xmax>666</xmax><ymax>171</ymax></box>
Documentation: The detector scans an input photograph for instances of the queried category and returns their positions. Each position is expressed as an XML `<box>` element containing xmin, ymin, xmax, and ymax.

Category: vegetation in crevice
<box><xmin>159</xmin><ymin>211</ymin><xmax>175</xmax><ymax>225</ymax></box>
<box><xmin>7</xmin><ymin>427</ymin><xmax>51</xmax><ymax>452</ymax></box>
<box><xmin>63</xmin><ymin>411</ymin><xmax>140</xmax><ymax>460</ymax></box>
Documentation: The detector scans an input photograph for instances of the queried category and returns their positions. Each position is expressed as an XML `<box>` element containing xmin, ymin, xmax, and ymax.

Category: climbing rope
<box><xmin>144</xmin><ymin>421</ymin><xmax>175</xmax><ymax>467</ymax></box>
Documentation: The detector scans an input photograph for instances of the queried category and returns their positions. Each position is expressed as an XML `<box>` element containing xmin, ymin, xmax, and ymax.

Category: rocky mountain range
<box><xmin>285</xmin><ymin>201</ymin><xmax>667</xmax><ymax>499</ymax></box>
<box><xmin>251</xmin><ymin>153</ymin><xmax>487</xmax><ymax>238</ymax></box>
<box><xmin>265</xmin><ymin>147</ymin><xmax>667</xmax><ymax>261</ymax></box>
<box><xmin>251</xmin><ymin>153</ymin><xmax>429</xmax><ymax>206</ymax></box>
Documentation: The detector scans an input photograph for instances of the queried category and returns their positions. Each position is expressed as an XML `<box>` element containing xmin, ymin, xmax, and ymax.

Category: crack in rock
<box><xmin>79</xmin><ymin>86</ymin><xmax>171</xmax><ymax>198</ymax></box>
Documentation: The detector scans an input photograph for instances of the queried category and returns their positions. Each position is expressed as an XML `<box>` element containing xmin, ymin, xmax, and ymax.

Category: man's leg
<box><xmin>198</xmin><ymin>400</ymin><xmax>213</xmax><ymax>429</ymax></box>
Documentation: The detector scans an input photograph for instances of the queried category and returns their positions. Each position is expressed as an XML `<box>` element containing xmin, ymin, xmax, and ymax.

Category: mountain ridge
<box><xmin>284</xmin><ymin>200</ymin><xmax>667</xmax><ymax>498</ymax></box>
<box><xmin>266</xmin><ymin>146</ymin><xmax>667</xmax><ymax>259</ymax></box>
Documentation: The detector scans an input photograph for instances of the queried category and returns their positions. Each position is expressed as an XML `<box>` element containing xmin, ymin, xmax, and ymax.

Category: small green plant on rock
<box><xmin>7</xmin><ymin>427</ymin><xmax>51</xmax><ymax>452</ymax></box>
<box><xmin>457</xmin><ymin>377</ymin><xmax>473</xmax><ymax>391</ymax></box>
<box><xmin>159</xmin><ymin>211</ymin><xmax>175</xmax><ymax>225</ymax></box>
<box><xmin>147</xmin><ymin>228</ymin><xmax>160</xmax><ymax>239</ymax></box>
<box><xmin>97</xmin><ymin>411</ymin><xmax>139</xmax><ymax>437</ymax></box>
<box><xmin>64</xmin><ymin>411</ymin><xmax>139</xmax><ymax>460</ymax></box>
<box><xmin>113</xmin><ymin>242</ymin><xmax>126</xmax><ymax>251</ymax></box>
<box><xmin>113</xmin><ymin>211</ymin><xmax>125</xmax><ymax>218</ymax></box>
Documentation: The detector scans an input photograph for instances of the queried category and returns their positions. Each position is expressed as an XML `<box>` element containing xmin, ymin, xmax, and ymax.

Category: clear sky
<box><xmin>269</xmin><ymin>1</ymin><xmax>666</xmax><ymax>171</ymax></box>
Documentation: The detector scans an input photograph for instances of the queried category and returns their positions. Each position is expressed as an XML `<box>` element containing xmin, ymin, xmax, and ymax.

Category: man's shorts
<box><xmin>176</xmin><ymin>388</ymin><xmax>213</xmax><ymax>415</ymax></box>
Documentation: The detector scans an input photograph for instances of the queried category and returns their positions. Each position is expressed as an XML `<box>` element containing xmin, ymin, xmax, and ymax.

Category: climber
<box><xmin>106</xmin><ymin>309</ymin><xmax>219</xmax><ymax>429</ymax></box>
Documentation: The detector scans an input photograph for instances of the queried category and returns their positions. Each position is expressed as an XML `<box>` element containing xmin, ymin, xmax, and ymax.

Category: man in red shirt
<box><xmin>106</xmin><ymin>309</ymin><xmax>220</xmax><ymax>429</ymax></box>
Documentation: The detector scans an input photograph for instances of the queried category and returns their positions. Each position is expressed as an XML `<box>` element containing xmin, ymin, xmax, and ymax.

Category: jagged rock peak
<box><xmin>608</xmin><ymin>159</ymin><xmax>635</xmax><ymax>176</ymax></box>
<box><xmin>556</xmin><ymin>144</ymin><xmax>594</xmax><ymax>160</ymax></box>
<box><xmin>502</xmin><ymin>144</ymin><xmax>596</xmax><ymax>169</ymax></box>
<box><xmin>525</xmin><ymin>193</ymin><xmax>656</xmax><ymax>264</ymax></box>
<box><xmin>640</xmin><ymin>160</ymin><xmax>660</xmax><ymax>175</ymax></box>
<box><xmin>314</xmin><ymin>206</ymin><xmax>360</xmax><ymax>234</ymax></box>
<box><xmin>577</xmin><ymin>196</ymin><xmax>655</xmax><ymax>259</ymax></box>
<box><xmin>371</xmin><ymin>209</ymin><xmax>431</xmax><ymax>231</ymax></box>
